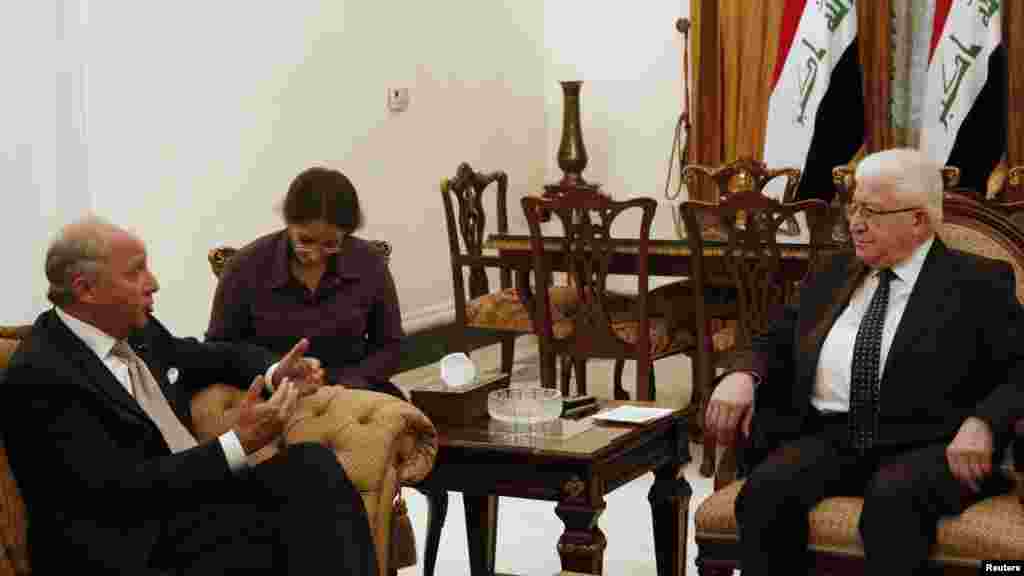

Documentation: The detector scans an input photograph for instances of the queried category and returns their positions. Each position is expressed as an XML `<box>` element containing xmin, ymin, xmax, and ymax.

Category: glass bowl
<box><xmin>487</xmin><ymin>387</ymin><xmax>563</xmax><ymax>425</ymax></box>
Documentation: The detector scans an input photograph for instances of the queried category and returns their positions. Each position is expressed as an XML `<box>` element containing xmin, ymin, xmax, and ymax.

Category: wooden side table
<box><xmin>416</xmin><ymin>401</ymin><xmax>691</xmax><ymax>576</ymax></box>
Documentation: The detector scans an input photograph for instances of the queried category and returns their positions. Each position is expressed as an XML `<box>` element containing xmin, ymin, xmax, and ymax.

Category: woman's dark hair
<box><xmin>283</xmin><ymin>167</ymin><xmax>364</xmax><ymax>230</ymax></box>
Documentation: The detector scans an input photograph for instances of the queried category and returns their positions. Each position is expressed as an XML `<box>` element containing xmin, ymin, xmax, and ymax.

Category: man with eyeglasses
<box><xmin>704</xmin><ymin>148</ymin><xmax>1024</xmax><ymax>575</ymax></box>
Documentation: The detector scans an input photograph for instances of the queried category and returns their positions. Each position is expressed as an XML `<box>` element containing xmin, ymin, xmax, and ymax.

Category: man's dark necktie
<box><xmin>848</xmin><ymin>268</ymin><xmax>894</xmax><ymax>454</ymax></box>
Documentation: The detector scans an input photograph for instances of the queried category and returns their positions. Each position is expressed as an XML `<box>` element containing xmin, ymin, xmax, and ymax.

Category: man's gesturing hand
<box><xmin>233</xmin><ymin>375</ymin><xmax>299</xmax><ymax>455</ymax></box>
<box><xmin>273</xmin><ymin>338</ymin><xmax>325</xmax><ymax>397</ymax></box>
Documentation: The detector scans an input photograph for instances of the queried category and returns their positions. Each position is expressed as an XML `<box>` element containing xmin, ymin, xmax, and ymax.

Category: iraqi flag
<box><xmin>762</xmin><ymin>0</ymin><xmax>863</xmax><ymax>203</ymax></box>
<box><xmin>922</xmin><ymin>0</ymin><xmax>1005</xmax><ymax>194</ymax></box>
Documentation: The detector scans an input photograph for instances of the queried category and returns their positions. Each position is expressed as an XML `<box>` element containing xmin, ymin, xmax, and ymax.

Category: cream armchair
<box><xmin>0</xmin><ymin>326</ymin><xmax>438</xmax><ymax>576</ymax></box>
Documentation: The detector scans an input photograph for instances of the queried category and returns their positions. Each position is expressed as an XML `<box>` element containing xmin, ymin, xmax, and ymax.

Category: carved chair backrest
<box><xmin>521</xmin><ymin>194</ymin><xmax>658</xmax><ymax>360</ymax></box>
<box><xmin>683</xmin><ymin>157</ymin><xmax>803</xmax><ymax>236</ymax></box>
<box><xmin>440</xmin><ymin>163</ymin><xmax>511</xmax><ymax>313</ymax></box>
<box><xmin>680</xmin><ymin>189</ymin><xmax>830</xmax><ymax>349</ymax></box>
<box><xmin>832</xmin><ymin>164</ymin><xmax>962</xmax><ymax>205</ymax></box>
<box><xmin>939</xmin><ymin>193</ymin><xmax>1024</xmax><ymax>306</ymax></box>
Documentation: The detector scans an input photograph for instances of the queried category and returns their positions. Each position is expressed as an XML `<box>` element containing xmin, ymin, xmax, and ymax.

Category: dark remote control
<box><xmin>562</xmin><ymin>394</ymin><xmax>597</xmax><ymax>410</ymax></box>
<box><xmin>563</xmin><ymin>403</ymin><xmax>601</xmax><ymax>420</ymax></box>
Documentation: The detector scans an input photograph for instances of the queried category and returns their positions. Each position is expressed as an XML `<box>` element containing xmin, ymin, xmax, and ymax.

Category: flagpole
<box><xmin>677</xmin><ymin>17</ymin><xmax>692</xmax><ymax>175</ymax></box>
<box><xmin>666</xmin><ymin>17</ymin><xmax>692</xmax><ymax>206</ymax></box>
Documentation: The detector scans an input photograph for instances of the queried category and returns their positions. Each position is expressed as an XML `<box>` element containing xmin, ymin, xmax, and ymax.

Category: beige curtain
<box><xmin>690</xmin><ymin>0</ymin><xmax>784</xmax><ymax>201</ymax></box>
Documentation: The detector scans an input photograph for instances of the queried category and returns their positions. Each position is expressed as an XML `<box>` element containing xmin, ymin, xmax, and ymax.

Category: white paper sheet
<box><xmin>591</xmin><ymin>405</ymin><xmax>675</xmax><ymax>424</ymax></box>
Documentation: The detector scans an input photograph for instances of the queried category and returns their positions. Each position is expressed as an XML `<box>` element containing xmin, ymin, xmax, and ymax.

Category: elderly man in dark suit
<box><xmin>705</xmin><ymin>148</ymin><xmax>1024</xmax><ymax>575</ymax></box>
<box><xmin>1</xmin><ymin>216</ymin><xmax>378</xmax><ymax>574</ymax></box>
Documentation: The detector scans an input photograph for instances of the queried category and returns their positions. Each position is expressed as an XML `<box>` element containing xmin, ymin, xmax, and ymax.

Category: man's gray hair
<box><xmin>45</xmin><ymin>215</ymin><xmax>118</xmax><ymax>306</ymax></box>
<box><xmin>854</xmin><ymin>148</ymin><xmax>943</xmax><ymax>227</ymax></box>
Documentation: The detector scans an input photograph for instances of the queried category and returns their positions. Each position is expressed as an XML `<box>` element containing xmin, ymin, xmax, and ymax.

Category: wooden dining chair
<box><xmin>521</xmin><ymin>194</ymin><xmax>696</xmax><ymax>402</ymax></box>
<box><xmin>673</xmin><ymin>159</ymin><xmax>804</xmax><ymax>476</ymax></box>
<box><xmin>680</xmin><ymin>189</ymin><xmax>831</xmax><ymax>480</ymax></box>
<box><xmin>440</xmin><ymin>162</ymin><xmax>588</xmax><ymax>382</ymax></box>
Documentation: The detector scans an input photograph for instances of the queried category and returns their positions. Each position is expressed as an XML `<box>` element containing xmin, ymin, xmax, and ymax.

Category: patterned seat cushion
<box><xmin>608</xmin><ymin>317</ymin><xmax>696</xmax><ymax>355</ymax></box>
<box><xmin>695</xmin><ymin>478</ymin><xmax>1024</xmax><ymax>562</ymax></box>
<box><xmin>465</xmin><ymin>286</ymin><xmax>579</xmax><ymax>333</ymax></box>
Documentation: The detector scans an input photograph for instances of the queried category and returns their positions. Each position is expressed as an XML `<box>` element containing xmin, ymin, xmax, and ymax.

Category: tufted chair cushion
<box><xmin>190</xmin><ymin>383</ymin><xmax>437</xmax><ymax>576</ymax></box>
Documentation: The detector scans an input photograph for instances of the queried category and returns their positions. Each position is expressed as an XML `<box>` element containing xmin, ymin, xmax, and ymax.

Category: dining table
<box><xmin>484</xmin><ymin>232</ymin><xmax>843</xmax><ymax>289</ymax></box>
<box><xmin>481</xmin><ymin>230</ymin><xmax>846</xmax><ymax>429</ymax></box>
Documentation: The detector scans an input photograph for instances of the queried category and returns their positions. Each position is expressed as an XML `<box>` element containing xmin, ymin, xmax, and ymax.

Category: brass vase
<box><xmin>557</xmin><ymin>80</ymin><xmax>588</xmax><ymax>184</ymax></box>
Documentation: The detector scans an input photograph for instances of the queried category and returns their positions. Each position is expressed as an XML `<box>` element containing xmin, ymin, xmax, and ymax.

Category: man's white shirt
<box><xmin>812</xmin><ymin>236</ymin><xmax>935</xmax><ymax>413</ymax></box>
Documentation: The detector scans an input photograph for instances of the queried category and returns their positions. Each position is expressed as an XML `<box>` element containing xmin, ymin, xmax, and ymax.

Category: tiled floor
<box><xmin>394</xmin><ymin>337</ymin><xmax>715</xmax><ymax>576</ymax></box>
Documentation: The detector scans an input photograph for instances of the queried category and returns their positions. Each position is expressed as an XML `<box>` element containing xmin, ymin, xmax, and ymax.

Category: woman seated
<box><xmin>207</xmin><ymin>166</ymin><xmax>405</xmax><ymax>399</ymax></box>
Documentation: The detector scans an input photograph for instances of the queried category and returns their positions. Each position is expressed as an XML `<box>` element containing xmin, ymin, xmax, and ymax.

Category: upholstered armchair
<box><xmin>692</xmin><ymin>193</ymin><xmax>1024</xmax><ymax>575</ymax></box>
<box><xmin>0</xmin><ymin>324</ymin><xmax>437</xmax><ymax>576</ymax></box>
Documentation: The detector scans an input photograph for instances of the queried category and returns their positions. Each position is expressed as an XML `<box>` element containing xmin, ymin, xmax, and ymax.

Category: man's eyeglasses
<box><xmin>845</xmin><ymin>202</ymin><xmax>922</xmax><ymax>224</ymax></box>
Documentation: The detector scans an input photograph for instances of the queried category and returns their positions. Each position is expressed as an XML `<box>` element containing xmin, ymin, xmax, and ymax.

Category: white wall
<box><xmin>7</xmin><ymin>0</ymin><xmax>694</xmax><ymax>335</ymax></box>
<box><xmin>80</xmin><ymin>0</ymin><xmax>547</xmax><ymax>337</ymax></box>
<box><xmin>543</xmin><ymin>0</ymin><xmax>691</xmax><ymax>287</ymax></box>
<box><xmin>1</xmin><ymin>0</ymin><xmax>91</xmax><ymax>325</ymax></box>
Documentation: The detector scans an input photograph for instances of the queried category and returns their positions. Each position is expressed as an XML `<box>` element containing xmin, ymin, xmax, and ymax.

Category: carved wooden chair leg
<box><xmin>560</xmin><ymin>355</ymin><xmax>573</xmax><ymax>396</ymax></box>
<box><xmin>700</xmin><ymin>384</ymin><xmax>717</xmax><ymax>477</ymax></box>
<box><xmin>612</xmin><ymin>359</ymin><xmax>629</xmax><ymax>400</ymax></box>
<box><xmin>648</xmin><ymin>366</ymin><xmax>657</xmax><ymax>402</ymax></box>
<box><xmin>499</xmin><ymin>334</ymin><xmax>516</xmax><ymax>378</ymax></box>
<box><xmin>573</xmin><ymin>356</ymin><xmax>588</xmax><ymax>397</ymax></box>
<box><xmin>687</xmin><ymin>348</ymin><xmax>707</xmax><ymax>442</ymax></box>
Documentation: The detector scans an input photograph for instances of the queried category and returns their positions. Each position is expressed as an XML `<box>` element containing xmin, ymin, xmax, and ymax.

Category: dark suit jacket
<box><xmin>729</xmin><ymin>238</ymin><xmax>1024</xmax><ymax>459</ymax></box>
<box><xmin>0</xmin><ymin>309</ymin><xmax>278</xmax><ymax>574</ymax></box>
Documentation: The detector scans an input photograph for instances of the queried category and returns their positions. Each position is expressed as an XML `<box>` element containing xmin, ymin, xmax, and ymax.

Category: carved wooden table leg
<box><xmin>555</xmin><ymin>476</ymin><xmax>607</xmax><ymax>575</ymax></box>
<box><xmin>464</xmin><ymin>493</ymin><xmax>498</xmax><ymax>576</ymax></box>
<box><xmin>648</xmin><ymin>461</ymin><xmax>691</xmax><ymax>576</ymax></box>
<box><xmin>418</xmin><ymin>487</ymin><xmax>448</xmax><ymax>576</ymax></box>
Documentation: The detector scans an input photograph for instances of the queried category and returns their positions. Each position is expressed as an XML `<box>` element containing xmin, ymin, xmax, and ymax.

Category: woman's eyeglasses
<box><xmin>292</xmin><ymin>238</ymin><xmax>344</xmax><ymax>255</ymax></box>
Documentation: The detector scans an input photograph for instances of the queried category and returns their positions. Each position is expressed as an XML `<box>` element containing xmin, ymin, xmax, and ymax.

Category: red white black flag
<box><xmin>922</xmin><ymin>0</ymin><xmax>1004</xmax><ymax>194</ymax></box>
<box><xmin>763</xmin><ymin>0</ymin><xmax>863</xmax><ymax>202</ymax></box>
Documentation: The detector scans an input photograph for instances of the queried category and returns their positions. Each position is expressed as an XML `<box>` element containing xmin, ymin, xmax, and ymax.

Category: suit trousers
<box><xmin>734</xmin><ymin>409</ymin><xmax>1011</xmax><ymax>576</ymax></box>
<box><xmin>149</xmin><ymin>442</ymin><xmax>377</xmax><ymax>575</ymax></box>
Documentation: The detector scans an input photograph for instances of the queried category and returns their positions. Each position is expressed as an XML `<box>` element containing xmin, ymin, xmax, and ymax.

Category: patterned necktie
<box><xmin>112</xmin><ymin>341</ymin><xmax>198</xmax><ymax>453</ymax></box>
<box><xmin>848</xmin><ymin>268</ymin><xmax>895</xmax><ymax>454</ymax></box>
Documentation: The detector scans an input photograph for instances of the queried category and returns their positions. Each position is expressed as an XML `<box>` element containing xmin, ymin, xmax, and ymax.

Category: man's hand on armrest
<box><xmin>705</xmin><ymin>371</ymin><xmax>758</xmax><ymax>446</ymax></box>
